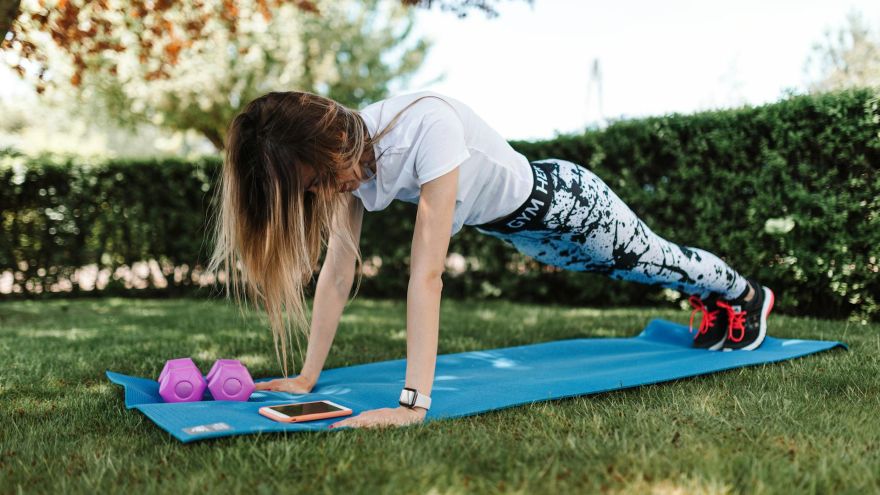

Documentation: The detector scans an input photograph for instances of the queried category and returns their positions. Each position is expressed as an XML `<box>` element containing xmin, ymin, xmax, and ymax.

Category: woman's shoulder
<box><xmin>368</xmin><ymin>89</ymin><xmax>454</xmax><ymax>105</ymax></box>
<box><xmin>361</xmin><ymin>90</ymin><xmax>461</xmax><ymax>120</ymax></box>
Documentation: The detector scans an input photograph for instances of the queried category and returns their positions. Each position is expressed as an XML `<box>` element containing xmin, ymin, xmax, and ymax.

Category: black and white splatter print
<box><xmin>474</xmin><ymin>158</ymin><xmax>749</xmax><ymax>299</ymax></box>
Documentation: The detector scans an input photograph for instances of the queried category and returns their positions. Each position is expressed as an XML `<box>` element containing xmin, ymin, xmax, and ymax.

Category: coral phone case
<box><xmin>258</xmin><ymin>400</ymin><xmax>353</xmax><ymax>423</ymax></box>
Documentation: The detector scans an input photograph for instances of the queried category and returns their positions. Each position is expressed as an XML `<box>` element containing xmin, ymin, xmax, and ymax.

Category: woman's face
<box><xmin>304</xmin><ymin>147</ymin><xmax>374</xmax><ymax>194</ymax></box>
<box><xmin>302</xmin><ymin>166</ymin><xmax>359</xmax><ymax>194</ymax></box>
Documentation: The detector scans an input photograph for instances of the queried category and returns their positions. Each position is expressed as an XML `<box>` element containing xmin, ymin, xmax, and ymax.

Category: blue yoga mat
<box><xmin>107</xmin><ymin>319</ymin><xmax>847</xmax><ymax>443</ymax></box>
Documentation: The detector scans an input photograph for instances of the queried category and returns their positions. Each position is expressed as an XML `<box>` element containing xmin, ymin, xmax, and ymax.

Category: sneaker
<box><xmin>687</xmin><ymin>294</ymin><xmax>727</xmax><ymax>350</ymax></box>
<box><xmin>717</xmin><ymin>279</ymin><xmax>775</xmax><ymax>351</ymax></box>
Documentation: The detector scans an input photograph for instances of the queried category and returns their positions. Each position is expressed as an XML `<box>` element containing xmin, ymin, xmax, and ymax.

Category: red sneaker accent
<box><xmin>717</xmin><ymin>301</ymin><xmax>746</xmax><ymax>343</ymax></box>
<box><xmin>688</xmin><ymin>295</ymin><xmax>719</xmax><ymax>340</ymax></box>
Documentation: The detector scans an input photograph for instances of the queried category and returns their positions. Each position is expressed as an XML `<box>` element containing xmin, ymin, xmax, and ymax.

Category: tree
<box><xmin>804</xmin><ymin>9</ymin><xmax>880</xmax><ymax>94</ymax></box>
<box><xmin>0</xmin><ymin>0</ymin><xmax>19</xmax><ymax>40</ymax></box>
<box><xmin>2</xmin><ymin>0</ymin><xmax>322</xmax><ymax>93</ymax></box>
<box><xmin>1</xmin><ymin>0</ymin><xmax>529</xmax><ymax>94</ymax></box>
<box><xmin>5</xmin><ymin>0</ymin><xmax>435</xmax><ymax>150</ymax></box>
<box><xmin>400</xmin><ymin>0</ymin><xmax>530</xmax><ymax>18</ymax></box>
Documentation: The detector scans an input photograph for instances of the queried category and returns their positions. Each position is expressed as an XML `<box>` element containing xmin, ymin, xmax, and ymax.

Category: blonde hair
<box><xmin>208</xmin><ymin>91</ymin><xmax>448</xmax><ymax>377</ymax></box>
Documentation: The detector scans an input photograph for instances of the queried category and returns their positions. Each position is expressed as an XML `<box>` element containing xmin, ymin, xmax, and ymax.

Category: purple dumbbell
<box><xmin>206</xmin><ymin>359</ymin><xmax>255</xmax><ymax>401</ymax></box>
<box><xmin>158</xmin><ymin>358</ymin><xmax>207</xmax><ymax>403</ymax></box>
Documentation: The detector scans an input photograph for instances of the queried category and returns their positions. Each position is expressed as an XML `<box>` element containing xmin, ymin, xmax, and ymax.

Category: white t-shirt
<box><xmin>353</xmin><ymin>90</ymin><xmax>533</xmax><ymax>236</ymax></box>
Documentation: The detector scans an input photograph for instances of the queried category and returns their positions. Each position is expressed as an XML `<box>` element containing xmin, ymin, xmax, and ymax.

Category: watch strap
<box><xmin>399</xmin><ymin>387</ymin><xmax>431</xmax><ymax>410</ymax></box>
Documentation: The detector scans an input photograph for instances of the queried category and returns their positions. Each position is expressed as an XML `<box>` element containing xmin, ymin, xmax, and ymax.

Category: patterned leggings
<box><xmin>473</xmin><ymin>158</ymin><xmax>749</xmax><ymax>300</ymax></box>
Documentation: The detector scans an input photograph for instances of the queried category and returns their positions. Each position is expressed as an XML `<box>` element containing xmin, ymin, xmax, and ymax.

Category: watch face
<box><xmin>401</xmin><ymin>389</ymin><xmax>417</xmax><ymax>407</ymax></box>
<box><xmin>399</xmin><ymin>387</ymin><xmax>429</xmax><ymax>411</ymax></box>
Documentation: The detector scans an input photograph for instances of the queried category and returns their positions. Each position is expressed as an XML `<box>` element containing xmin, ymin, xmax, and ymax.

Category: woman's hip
<box><xmin>474</xmin><ymin>158</ymin><xmax>597</xmax><ymax>236</ymax></box>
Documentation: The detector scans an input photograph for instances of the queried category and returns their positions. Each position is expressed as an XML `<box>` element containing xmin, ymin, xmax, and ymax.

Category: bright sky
<box><xmin>403</xmin><ymin>0</ymin><xmax>880</xmax><ymax>140</ymax></box>
<box><xmin>2</xmin><ymin>0</ymin><xmax>879</xmax><ymax>144</ymax></box>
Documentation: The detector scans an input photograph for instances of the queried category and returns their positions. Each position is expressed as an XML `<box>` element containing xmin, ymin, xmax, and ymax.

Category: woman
<box><xmin>208</xmin><ymin>89</ymin><xmax>774</xmax><ymax>429</ymax></box>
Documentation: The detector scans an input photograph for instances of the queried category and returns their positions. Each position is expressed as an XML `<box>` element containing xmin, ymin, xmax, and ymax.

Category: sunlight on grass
<box><xmin>339</xmin><ymin>313</ymin><xmax>400</xmax><ymax>325</ymax></box>
<box><xmin>560</xmin><ymin>308</ymin><xmax>607</xmax><ymax>318</ymax></box>
<box><xmin>475</xmin><ymin>308</ymin><xmax>497</xmax><ymax>321</ymax></box>
<box><xmin>12</xmin><ymin>396</ymin><xmax>58</xmax><ymax>414</ymax></box>
<box><xmin>85</xmin><ymin>383</ymin><xmax>112</xmax><ymax>394</ymax></box>
<box><xmin>0</xmin><ymin>297</ymin><xmax>876</xmax><ymax>493</ymax></box>
<box><xmin>424</xmin><ymin>487</ymin><xmax>470</xmax><ymax>495</ymax></box>
<box><xmin>194</xmin><ymin>347</ymin><xmax>221</xmax><ymax>362</ymax></box>
<box><xmin>236</xmin><ymin>353</ymin><xmax>270</xmax><ymax>368</ymax></box>
<box><xmin>123</xmin><ymin>308</ymin><xmax>170</xmax><ymax>317</ymax></box>
<box><xmin>611</xmin><ymin>476</ymin><xmax>734</xmax><ymax>495</ymax></box>
<box><xmin>25</xmin><ymin>328</ymin><xmax>99</xmax><ymax>340</ymax></box>
<box><xmin>584</xmin><ymin>326</ymin><xmax>622</xmax><ymax>337</ymax></box>
<box><xmin>692</xmin><ymin>392</ymin><xmax>722</xmax><ymax>417</ymax></box>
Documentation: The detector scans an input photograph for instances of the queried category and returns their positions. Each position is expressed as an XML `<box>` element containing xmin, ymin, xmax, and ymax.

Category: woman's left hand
<box><xmin>329</xmin><ymin>406</ymin><xmax>427</xmax><ymax>429</ymax></box>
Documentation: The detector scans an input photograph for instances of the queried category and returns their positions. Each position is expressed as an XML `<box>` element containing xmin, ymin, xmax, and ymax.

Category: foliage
<box><xmin>1</xmin><ymin>0</ymin><xmax>527</xmax><ymax>93</ymax></box>
<box><xmin>1</xmin><ymin>88</ymin><xmax>878</xmax><ymax>322</ymax></box>
<box><xmin>805</xmin><ymin>8</ymin><xmax>880</xmax><ymax>93</ymax></box>
<box><xmin>3</xmin><ymin>0</ymin><xmax>320</xmax><ymax>91</ymax></box>
<box><xmin>3</xmin><ymin>0</ymin><xmax>430</xmax><ymax>149</ymax></box>
<box><xmin>0</xmin><ymin>151</ymin><xmax>218</xmax><ymax>295</ymax></box>
<box><xmin>400</xmin><ymin>0</ymin><xmax>531</xmax><ymax>19</ymax></box>
<box><xmin>508</xmin><ymin>88</ymin><xmax>880</xmax><ymax>322</ymax></box>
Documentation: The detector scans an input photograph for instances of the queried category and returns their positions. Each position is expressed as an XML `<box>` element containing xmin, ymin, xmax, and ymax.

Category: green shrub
<box><xmin>1</xmin><ymin>88</ymin><xmax>877</xmax><ymax>321</ymax></box>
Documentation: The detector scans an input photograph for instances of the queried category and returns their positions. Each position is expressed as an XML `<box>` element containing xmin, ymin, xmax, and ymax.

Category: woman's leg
<box><xmin>474</xmin><ymin>158</ymin><xmax>774</xmax><ymax>350</ymax></box>
<box><xmin>478</xmin><ymin>159</ymin><xmax>750</xmax><ymax>301</ymax></box>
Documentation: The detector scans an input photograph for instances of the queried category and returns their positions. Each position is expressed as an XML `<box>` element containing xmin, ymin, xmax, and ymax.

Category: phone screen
<box><xmin>268</xmin><ymin>401</ymin><xmax>344</xmax><ymax>417</ymax></box>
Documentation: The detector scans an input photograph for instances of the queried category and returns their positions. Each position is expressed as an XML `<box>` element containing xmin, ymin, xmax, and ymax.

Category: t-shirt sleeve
<box><xmin>414</xmin><ymin>101</ymin><xmax>471</xmax><ymax>186</ymax></box>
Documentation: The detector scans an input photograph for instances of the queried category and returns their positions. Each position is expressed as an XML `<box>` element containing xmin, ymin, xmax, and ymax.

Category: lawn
<box><xmin>0</xmin><ymin>297</ymin><xmax>875</xmax><ymax>494</ymax></box>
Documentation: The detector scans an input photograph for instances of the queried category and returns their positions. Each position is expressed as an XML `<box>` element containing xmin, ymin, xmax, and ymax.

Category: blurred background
<box><xmin>4</xmin><ymin>0</ymin><xmax>879</xmax><ymax>155</ymax></box>
<box><xmin>1</xmin><ymin>0</ymin><xmax>878</xmax><ymax>321</ymax></box>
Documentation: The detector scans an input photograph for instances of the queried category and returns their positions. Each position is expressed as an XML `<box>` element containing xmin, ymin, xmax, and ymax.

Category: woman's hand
<box><xmin>330</xmin><ymin>406</ymin><xmax>426</xmax><ymax>429</ymax></box>
<box><xmin>254</xmin><ymin>374</ymin><xmax>315</xmax><ymax>394</ymax></box>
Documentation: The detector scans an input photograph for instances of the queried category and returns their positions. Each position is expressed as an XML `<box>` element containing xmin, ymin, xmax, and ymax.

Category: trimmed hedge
<box><xmin>1</xmin><ymin>88</ymin><xmax>878</xmax><ymax>321</ymax></box>
<box><xmin>0</xmin><ymin>153</ymin><xmax>218</xmax><ymax>295</ymax></box>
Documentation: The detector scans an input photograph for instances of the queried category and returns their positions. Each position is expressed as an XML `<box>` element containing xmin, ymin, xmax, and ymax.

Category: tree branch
<box><xmin>0</xmin><ymin>0</ymin><xmax>21</xmax><ymax>42</ymax></box>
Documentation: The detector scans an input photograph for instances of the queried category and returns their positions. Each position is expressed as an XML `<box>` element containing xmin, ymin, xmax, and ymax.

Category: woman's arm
<box><xmin>256</xmin><ymin>193</ymin><xmax>364</xmax><ymax>392</ymax></box>
<box><xmin>300</xmin><ymin>193</ymin><xmax>364</xmax><ymax>384</ymax></box>
<box><xmin>403</xmin><ymin>166</ymin><xmax>460</xmax><ymax>401</ymax></box>
<box><xmin>330</xmin><ymin>165</ymin><xmax>460</xmax><ymax>429</ymax></box>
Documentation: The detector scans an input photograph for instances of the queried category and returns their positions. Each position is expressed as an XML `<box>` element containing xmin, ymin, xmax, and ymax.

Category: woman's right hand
<box><xmin>254</xmin><ymin>374</ymin><xmax>316</xmax><ymax>394</ymax></box>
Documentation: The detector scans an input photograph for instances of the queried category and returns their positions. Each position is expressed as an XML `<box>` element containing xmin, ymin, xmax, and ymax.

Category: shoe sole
<box><xmin>708</xmin><ymin>336</ymin><xmax>726</xmax><ymax>351</ymax></box>
<box><xmin>693</xmin><ymin>337</ymin><xmax>726</xmax><ymax>351</ymax></box>
<box><xmin>722</xmin><ymin>287</ymin><xmax>774</xmax><ymax>351</ymax></box>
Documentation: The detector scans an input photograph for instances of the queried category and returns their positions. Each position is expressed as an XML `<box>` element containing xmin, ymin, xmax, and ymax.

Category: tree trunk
<box><xmin>202</xmin><ymin>127</ymin><xmax>225</xmax><ymax>151</ymax></box>
<box><xmin>0</xmin><ymin>0</ymin><xmax>21</xmax><ymax>43</ymax></box>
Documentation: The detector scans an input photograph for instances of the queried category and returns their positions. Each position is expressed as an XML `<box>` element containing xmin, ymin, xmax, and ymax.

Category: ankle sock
<box><xmin>727</xmin><ymin>279</ymin><xmax>754</xmax><ymax>305</ymax></box>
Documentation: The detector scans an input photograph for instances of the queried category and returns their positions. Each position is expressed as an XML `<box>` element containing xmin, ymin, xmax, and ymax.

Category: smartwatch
<box><xmin>399</xmin><ymin>387</ymin><xmax>431</xmax><ymax>411</ymax></box>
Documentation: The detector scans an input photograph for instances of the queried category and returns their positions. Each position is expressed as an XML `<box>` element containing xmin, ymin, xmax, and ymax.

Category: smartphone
<box><xmin>258</xmin><ymin>400</ymin><xmax>353</xmax><ymax>423</ymax></box>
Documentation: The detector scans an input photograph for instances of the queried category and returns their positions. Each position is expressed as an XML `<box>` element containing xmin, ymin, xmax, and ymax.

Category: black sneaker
<box><xmin>717</xmin><ymin>279</ymin><xmax>775</xmax><ymax>351</ymax></box>
<box><xmin>687</xmin><ymin>294</ymin><xmax>727</xmax><ymax>350</ymax></box>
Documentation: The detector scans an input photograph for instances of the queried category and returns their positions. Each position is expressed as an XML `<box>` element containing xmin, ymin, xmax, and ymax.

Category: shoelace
<box><xmin>716</xmin><ymin>301</ymin><xmax>746</xmax><ymax>343</ymax></box>
<box><xmin>688</xmin><ymin>295</ymin><xmax>719</xmax><ymax>339</ymax></box>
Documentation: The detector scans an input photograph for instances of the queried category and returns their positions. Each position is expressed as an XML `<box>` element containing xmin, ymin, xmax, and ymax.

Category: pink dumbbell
<box><xmin>206</xmin><ymin>359</ymin><xmax>255</xmax><ymax>401</ymax></box>
<box><xmin>158</xmin><ymin>358</ymin><xmax>208</xmax><ymax>403</ymax></box>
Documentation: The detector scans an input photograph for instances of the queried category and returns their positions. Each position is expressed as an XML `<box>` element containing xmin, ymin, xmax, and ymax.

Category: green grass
<box><xmin>0</xmin><ymin>297</ymin><xmax>876</xmax><ymax>494</ymax></box>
